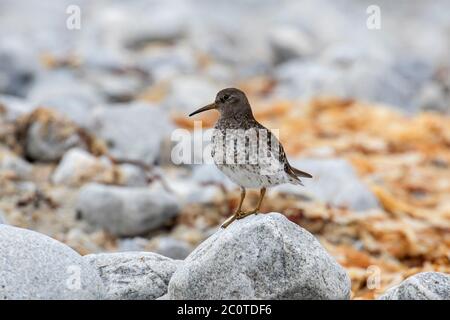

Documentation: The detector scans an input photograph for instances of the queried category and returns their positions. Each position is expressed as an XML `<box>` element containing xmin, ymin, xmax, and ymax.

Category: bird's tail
<box><xmin>290</xmin><ymin>165</ymin><xmax>313</xmax><ymax>178</ymax></box>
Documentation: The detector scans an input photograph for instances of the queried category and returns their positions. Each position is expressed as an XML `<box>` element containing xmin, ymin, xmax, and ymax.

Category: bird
<box><xmin>189</xmin><ymin>88</ymin><xmax>312</xmax><ymax>228</ymax></box>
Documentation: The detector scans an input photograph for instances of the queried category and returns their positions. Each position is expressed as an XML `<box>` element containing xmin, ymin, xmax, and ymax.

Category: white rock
<box><xmin>84</xmin><ymin>252</ymin><xmax>182</xmax><ymax>300</ymax></box>
<box><xmin>165</xmin><ymin>76</ymin><xmax>221</xmax><ymax>113</ymax></box>
<box><xmin>269</xmin><ymin>26</ymin><xmax>315</xmax><ymax>64</ymax></box>
<box><xmin>153</xmin><ymin>236</ymin><xmax>193</xmax><ymax>260</ymax></box>
<box><xmin>274</xmin><ymin>158</ymin><xmax>379</xmax><ymax>211</ymax></box>
<box><xmin>0</xmin><ymin>225</ymin><xmax>105</xmax><ymax>299</ymax></box>
<box><xmin>0</xmin><ymin>210</ymin><xmax>6</xmax><ymax>224</ymax></box>
<box><xmin>76</xmin><ymin>183</ymin><xmax>180</xmax><ymax>236</ymax></box>
<box><xmin>90</xmin><ymin>102</ymin><xmax>174</xmax><ymax>165</ymax></box>
<box><xmin>52</xmin><ymin>148</ymin><xmax>110</xmax><ymax>186</ymax></box>
<box><xmin>24</xmin><ymin>111</ymin><xmax>88</xmax><ymax>162</ymax></box>
<box><xmin>168</xmin><ymin>213</ymin><xmax>350</xmax><ymax>299</ymax></box>
<box><xmin>378</xmin><ymin>272</ymin><xmax>450</xmax><ymax>300</ymax></box>
<box><xmin>0</xmin><ymin>148</ymin><xmax>32</xmax><ymax>179</ymax></box>
<box><xmin>0</xmin><ymin>95</ymin><xmax>35</xmax><ymax>121</ymax></box>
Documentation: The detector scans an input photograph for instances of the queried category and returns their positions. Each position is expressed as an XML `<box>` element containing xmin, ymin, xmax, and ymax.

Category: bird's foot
<box><xmin>236</xmin><ymin>209</ymin><xmax>258</xmax><ymax>220</ymax></box>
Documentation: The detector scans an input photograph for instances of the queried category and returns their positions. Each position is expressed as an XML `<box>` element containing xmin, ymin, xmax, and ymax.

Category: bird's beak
<box><xmin>189</xmin><ymin>103</ymin><xmax>217</xmax><ymax>117</ymax></box>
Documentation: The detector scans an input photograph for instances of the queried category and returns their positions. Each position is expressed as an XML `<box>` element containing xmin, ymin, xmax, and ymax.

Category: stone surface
<box><xmin>378</xmin><ymin>272</ymin><xmax>450</xmax><ymax>300</ymax></box>
<box><xmin>0</xmin><ymin>148</ymin><xmax>32</xmax><ymax>179</ymax></box>
<box><xmin>168</xmin><ymin>213</ymin><xmax>350</xmax><ymax>299</ymax></box>
<box><xmin>90</xmin><ymin>102</ymin><xmax>174</xmax><ymax>165</ymax></box>
<box><xmin>0</xmin><ymin>225</ymin><xmax>104</xmax><ymax>299</ymax></box>
<box><xmin>153</xmin><ymin>236</ymin><xmax>193</xmax><ymax>260</ymax></box>
<box><xmin>84</xmin><ymin>252</ymin><xmax>182</xmax><ymax>300</ymax></box>
<box><xmin>23</xmin><ymin>109</ymin><xmax>89</xmax><ymax>162</ymax></box>
<box><xmin>274</xmin><ymin>158</ymin><xmax>379</xmax><ymax>211</ymax></box>
<box><xmin>0</xmin><ymin>210</ymin><xmax>6</xmax><ymax>224</ymax></box>
<box><xmin>51</xmin><ymin>148</ymin><xmax>112</xmax><ymax>186</ymax></box>
<box><xmin>164</xmin><ymin>76</ymin><xmax>221</xmax><ymax>113</ymax></box>
<box><xmin>76</xmin><ymin>183</ymin><xmax>180</xmax><ymax>236</ymax></box>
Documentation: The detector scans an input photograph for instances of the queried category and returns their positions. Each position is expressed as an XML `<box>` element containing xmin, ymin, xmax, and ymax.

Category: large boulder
<box><xmin>84</xmin><ymin>252</ymin><xmax>182</xmax><ymax>300</ymax></box>
<box><xmin>0</xmin><ymin>225</ymin><xmax>104</xmax><ymax>299</ymax></box>
<box><xmin>168</xmin><ymin>213</ymin><xmax>350</xmax><ymax>299</ymax></box>
<box><xmin>76</xmin><ymin>183</ymin><xmax>180</xmax><ymax>236</ymax></box>
<box><xmin>378</xmin><ymin>272</ymin><xmax>450</xmax><ymax>300</ymax></box>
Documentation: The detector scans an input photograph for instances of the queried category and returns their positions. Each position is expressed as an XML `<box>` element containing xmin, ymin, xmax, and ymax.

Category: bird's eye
<box><xmin>221</xmin><ymin>94</ymin><xmax>230</xmax><ymax>102</ymax></box>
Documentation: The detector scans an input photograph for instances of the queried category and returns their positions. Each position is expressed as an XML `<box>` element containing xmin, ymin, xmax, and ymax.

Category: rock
<box><xmin>168</xmin><ymin>178</ymin><xmax>221</xmax><ymax>205</ymax></box>
<box><xmin>117</xmin><ymin>237</ymin><xmax>150</xmax><ymax>252</ymax></box>
<box><xmin>164</xmin><ymin>76</ymin><xmax>221</xmax><ymax>113</ymax></box>
<box><xmin>191</xmin><ymin>164</ymin><xmax>236</xmax><ymax>190</ymax></box>
<box><xmin>0</xmin><ymin>37</ymin><xmax>36</xmax><ymax>96</ymax></box>
<box><xmin>22</xmin><ymin>108</ymin><xmax>89</xmax><ymax>162</ymax></box>
<box><xmin>86</xmin><ymin>69</ymin><xmax>147</xmax><ymax>103</ymax></box>
<box><xmin>153</xmin><ymin>236</ymin><xmax>193</xmax><ymax>260</ymax></box>
<box><xmin>76</xmin><ymin>183</ymin><xmax>180</xmax><ymax>236</ymax></box>
<box><xmin>269</xmin><ymin>26</ymin><xmax>315</xmax><ymax>64</ymax></box>
<box><xmin>52</xmin><ymin>148</ymin><xmax>112</xmax><ymax>186</ymax></box>
<box><xmin>84</xmin><ymin>252</ymin><xmax>182</xmax><ymax>300</ymax></box>
<box><xmin>0</xmin><ymin>95</ymin><xmax>35</xmax><ymax>121</ymax></box>
<box><xmin>51</xmin><ymin>148</ymin><xmax>146</xmax><ymax>187</ymax></box>
<box><xmin>135</xmin><ymin>45</ymin><xmax>197</xmax><ymax>82</ymax></box>
<box><xmin>378</xmin><ymin>272</ymin><xmax>450</xmax><ymax>300</ymax></box>
<box><xmin>274</xmin><ymin>158</ymin><xmax>379</xmax><ymax>211</ymax></box>
<box><xmin>0</xmin><ymin>210</ymin><xmax>6</xmax><ymax>224</ymax></box>
<box><xmin>0</xmin><ymin>148</ymin><xmax>32</xmax><ymax>179</ymax></box>
<box><xmin>274</xmin><ymin>46</ymin><xmax>434</xmax><ymax>110</ymax></box>
<box><xmin>118</xmin><ymin>163</ymin><xmax>148</xmax><ymax>187</ymax></box>
<box><xmin>0</xmin><ymin>225</ymin><xmax>104</xmax><ymax>299</ymax></box>
<box><xmin>168</xmin><ymin>213</ymin><xmax>350</xmax><ymax>300</ymax></box>
<box><xmin>90</xmin><ymin>102</ymin><xmax>174</xmax><ymax>165</ymax></box>
<box><xmin>27</xmin><ymin>71</ymin><xmax>102</xmax><ymax>125</ymax></box>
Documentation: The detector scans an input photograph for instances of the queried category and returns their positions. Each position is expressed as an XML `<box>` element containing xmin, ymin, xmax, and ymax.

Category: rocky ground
<box><xmin>1</xmin><ymin>0</ymin><xmax>450</xmax><ymax>299</ymax></box>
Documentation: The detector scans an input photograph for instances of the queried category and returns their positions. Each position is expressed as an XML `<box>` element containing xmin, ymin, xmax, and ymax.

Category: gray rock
<box><xmin>90</xmin><ymin>102</ymin><xmax>174</xmax><ymax>165</ymax></box>
<box><xmin>191</xmin><ymin>164</ymin><xmax>236</xmax><ymax>190</ymax></box>
<box><xmin>24</xmin><ymin>109</ymin><xmax>89</xmax><ymax>162</ymax></box>
<box><xmin>164</xmin><ymin>76</ymin><xmax>221</xmax><ymax>113</ymax></box>
<box><xmin>0</xmin><ymin>210</ymin><xmax>6</xmax><ymax>224</ymax></box>
<box><xmin>0</xmin><ymin>95</ymin><xmax>35</xmax><ymax>121</ymax></box>
<box><xmin>274</xmin><ymin>158</ymin><xmax>379</xmax><ymax>211</ymax></box>
<box><xmin>52</xmin><ymin>148</ymin><xmax>148</xmax><ymax>187</ymax></box>
<box><xmin>168</xmin><ymin>213</ymin><xmax>350</xmax><ymax>300</ymax></box>
<box><xmin>153</xmin><ymin>237</ymin><xmax>193</xmax><ymax>260</ymax></box>
<box><xmin>168</xmin><ymin>178</ymin><xmax>221</xmax><ymax>205</ymax></box>
<box><xmin>269</xmin><ymin>26</ymin><xmax>315</xmax><ymax>64</ymax></box>
<box><xmin>135</xmin><ymin>45</ymin><xmax>197</xmax><ymax>82</ymax></box>
<box><xmin>378</xmin><ymin>272</ymin><xmax>450</xmax><ymax>300</ymax></box>
<box><xmin>0</xmin><ymin>37</ymin><xmax>36</xmax><ymax>96</ymax></box>
<box><xmin>76</xmin><ymin>183</ymin><xmax>180</xmax><ymax>236</ymax></box>
<box><xmin>274</xmin><ymin>44</ymin><xmax>434</xmax><ymax>110</ymax></box>
<box><xmin>84</xmin><ymin>252</ymin><xmax>182</xmax><ymax>300</ymax></box>
<box><xmin>118</xmin><ymin>163</ymin><xmax>148</xmax><ymax>187</ymax></box>
<box><xmin>0</xmin><ymin>225</ymin><xmax>104</xmax><ymax>299</ymax></box>
<box><xmin>28</xmin><ymin>71</ymin><xmax>102</xmax><ymax>126</ymax></box>
<box><xmin>52</xmin><ymin>148</ymin><xmax>110</xmax><ymax>186</ymax></box>
<box><xmin>0</xmin><ymin>148</ymin><xmax>32</xmax><ymax>179</ymax></box>
<box><xmin>117</xmin><ymin>237</ymin><xmax>150</xmax><ymax>252</ymax></box>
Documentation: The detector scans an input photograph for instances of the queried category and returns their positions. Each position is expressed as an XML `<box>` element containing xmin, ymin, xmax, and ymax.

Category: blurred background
<box><xmin>0</xmin><ymin>0</ymin><xmax>449</xmax><ymax>299</ymax></box>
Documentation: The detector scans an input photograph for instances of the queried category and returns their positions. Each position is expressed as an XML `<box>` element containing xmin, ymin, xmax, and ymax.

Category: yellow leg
<box><xmin>221</xmin><ymin>187</ymin><xmax>246</xmax><ymax>228</ymax></box>
<box><xmin>237</xmin><ymin>187</ymin><xmax>266</xmax><ymax>219</ymax></box>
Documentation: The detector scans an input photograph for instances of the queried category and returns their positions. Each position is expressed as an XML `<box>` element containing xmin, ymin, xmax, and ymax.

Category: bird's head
<box><xmin>189</xmin><ymin>88</ymin><xmax>252</xmax><ymax>117</ymax></box>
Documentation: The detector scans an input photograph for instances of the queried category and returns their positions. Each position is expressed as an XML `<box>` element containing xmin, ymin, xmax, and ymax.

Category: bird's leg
<box><xmin>237</xmin><ymin>187</ymin><xmax>266</xmax><ymax>219</ymax></box>
<box><xmin>221</xmin><ymin>187</ymin><xmax>246</xmax><ymax>228</ymax></box>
